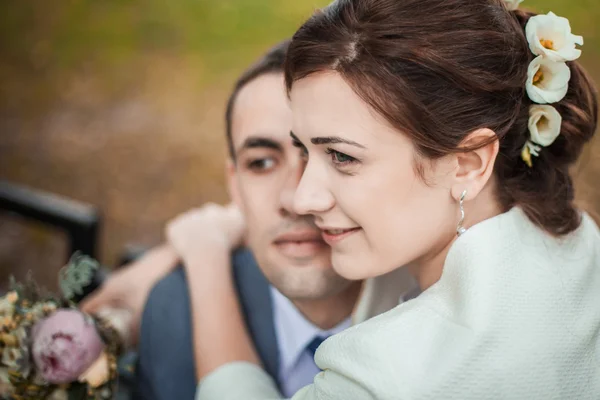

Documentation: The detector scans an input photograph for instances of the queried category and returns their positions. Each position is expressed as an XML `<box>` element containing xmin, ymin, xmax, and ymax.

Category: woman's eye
<box><xmin>247</xmin><ymin>158</ymin><xmax>275</xmax><ymax>171</ymax></box>
<box><xmin>326</xmin><ymin>148</ymin><xmax>356</xmax><ymax>164</ymax></box>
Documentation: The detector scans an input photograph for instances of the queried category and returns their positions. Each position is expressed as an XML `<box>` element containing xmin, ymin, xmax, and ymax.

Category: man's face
<box><xmin>228</xmin><ymin>73</ymin><xmax>353</xmax><ymax>300</ymax></box>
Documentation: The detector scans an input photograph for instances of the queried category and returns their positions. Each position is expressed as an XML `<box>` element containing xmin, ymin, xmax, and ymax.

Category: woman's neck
<box><xmin>409</xmin><ymin>186</ymin><xmax>504</xmax><ymax>291</ymax></box>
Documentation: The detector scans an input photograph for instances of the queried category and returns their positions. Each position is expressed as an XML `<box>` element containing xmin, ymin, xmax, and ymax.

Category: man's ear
<box><xmin>450</xmin><ymin>128</ymin><xmax>499</xmax><ymax>202</ymax></box>
<box><xmin>226</xmin><ymin>159</ymin><xmax>242</xmax><ymax>208</ymax></box>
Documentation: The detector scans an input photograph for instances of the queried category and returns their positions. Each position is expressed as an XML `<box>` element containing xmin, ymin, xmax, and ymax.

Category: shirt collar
<box><xmin>399</xmin><ymin>284</ymin><xmax>421</xmax><ymax>303</ymax></box>
<box><xmin>270</xmin><ymin>286</ymin><xmax>351</xmax><ymax>376</ymax></box>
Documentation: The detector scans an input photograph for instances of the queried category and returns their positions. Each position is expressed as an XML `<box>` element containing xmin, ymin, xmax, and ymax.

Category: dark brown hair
<box><xmin>225</xmin><ymin>39</ymin><xmax>290</xmax><ymax>160</ymax></box>
<box><xmin>284</xmin><ymin>0</ymin><xmax>598</xmax><ymax>236</ymax></box>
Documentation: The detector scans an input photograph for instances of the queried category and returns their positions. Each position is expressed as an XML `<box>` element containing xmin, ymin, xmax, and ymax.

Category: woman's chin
<box><xmin>331</xmin><ymin>251</ymin><xmax>373</xmax><ymax>281</ymax></box>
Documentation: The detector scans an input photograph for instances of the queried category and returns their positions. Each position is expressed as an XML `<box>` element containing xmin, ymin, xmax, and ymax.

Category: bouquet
<box><xmin>0</xmin><ymin>254</ymin><xmax>130</xmax><ymax>400</ymax></box>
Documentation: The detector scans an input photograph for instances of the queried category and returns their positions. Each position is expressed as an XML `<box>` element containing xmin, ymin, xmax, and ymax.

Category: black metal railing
<box><xmin>0</xmin><ymin>180</ymin><xmax>101</xmax><ymax>259</ymax></box>
<box><xmin>0</xmin><ymin>180</ymin><xmax>105</xmax><ymax>298</ymax></box>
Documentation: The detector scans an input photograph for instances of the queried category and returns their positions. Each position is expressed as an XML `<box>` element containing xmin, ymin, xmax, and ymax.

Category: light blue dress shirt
<box><xmin>269</xmin><ymin>287</ymin><xmax>351</xmax><ymax>397</ymax></box>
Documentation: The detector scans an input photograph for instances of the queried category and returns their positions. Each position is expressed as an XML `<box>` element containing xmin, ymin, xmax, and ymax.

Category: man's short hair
<box><xmin>225</xmin><ymin>40</ymin><xmax>290</xmax><ymax>161</ymax></box>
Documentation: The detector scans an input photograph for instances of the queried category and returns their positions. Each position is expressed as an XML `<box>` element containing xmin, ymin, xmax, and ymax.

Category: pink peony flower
<box><xmin>31</xmin><ymin>309</ymin><xmax>105</xmax><ymax>384</ymax></box>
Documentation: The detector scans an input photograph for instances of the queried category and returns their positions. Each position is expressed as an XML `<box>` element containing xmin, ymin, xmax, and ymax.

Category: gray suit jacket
<box><xmin>133</xmin><ymin>248</ymin><xmax>280</xmax><ymax>400</ymax></box>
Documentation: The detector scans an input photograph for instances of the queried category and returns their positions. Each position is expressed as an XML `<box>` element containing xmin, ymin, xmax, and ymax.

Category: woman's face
<box><xmin>290</xmin><ymin>72</ymin><xmax>459</xmax><ymax>280</ymax></box>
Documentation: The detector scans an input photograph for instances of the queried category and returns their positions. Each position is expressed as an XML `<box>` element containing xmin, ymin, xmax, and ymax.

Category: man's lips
<box><xmin>274</xmin><ymin>230</ymin><xmax>324</xmax><ymax>244</ymax></box>
<box><xmin>273</xmin><ymin>230</ymin><xmax>327</xmax><ymax>259</ymax></box>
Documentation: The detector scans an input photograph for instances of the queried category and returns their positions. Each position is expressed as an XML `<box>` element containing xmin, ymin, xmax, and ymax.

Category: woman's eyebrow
<box><xmin>310</xmin><ymin>136</ymin><xmax>366</xmax><ymax>149</ymax></box>
<box><xmin>290</xmin><ymin>131</ymin><xmax>366</xmax><ymax>149</ymax></box>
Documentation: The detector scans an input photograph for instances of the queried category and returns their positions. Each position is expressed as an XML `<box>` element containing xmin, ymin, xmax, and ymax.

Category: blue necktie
<box><xmin>306</xmin><ymin>335</ymin><xmax>328</xmax><ymax>357</ymax></box>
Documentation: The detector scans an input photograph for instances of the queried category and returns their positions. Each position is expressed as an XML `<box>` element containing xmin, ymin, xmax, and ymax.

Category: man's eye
<box><xmin>292</xmin><ymin>139</ymin><xmax>309</xmax><ymax>160</ymax></box>
<box><xmin>247</xmin><ymin>158</ymin><xmax>276</xmax><ymax>171</ymax></box>
<box><xmin>299</xmin><ymin>147</ymin><xmax>308</xmax><ymax>161</ymax></box>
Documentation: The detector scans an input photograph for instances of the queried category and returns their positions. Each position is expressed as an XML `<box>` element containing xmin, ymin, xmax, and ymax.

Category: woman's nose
<box><xmin>293</xmin><ymin>160</ymin><xmax>335</xmax><ymax>216</ymax></box>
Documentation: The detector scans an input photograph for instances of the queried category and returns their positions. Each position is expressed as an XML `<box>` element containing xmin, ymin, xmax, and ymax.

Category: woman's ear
<box><xmin>450</xmin><ymin>128</ymin><xmax>499</xmax><ymax>201</ymax></box>
<box><xmin>226</xmin><ymin>159</ymin><xmax>242</xmax><ymax>208</ymax></box>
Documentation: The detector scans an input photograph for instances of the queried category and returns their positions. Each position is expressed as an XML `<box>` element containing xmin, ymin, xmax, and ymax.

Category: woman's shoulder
<box><xmin>433</xmin><ymin>206</ymin><xmax>600</xmax><ymax>327</ymax></box>
<box><xmin>315</xmin><ymin>300</ymin><xmax>471</xmax><ymax>399</ymax></box>
<box><xmin>442</xmin><ymin>207</ymin><xmax>600</xmax><ymax>295</ymax></box>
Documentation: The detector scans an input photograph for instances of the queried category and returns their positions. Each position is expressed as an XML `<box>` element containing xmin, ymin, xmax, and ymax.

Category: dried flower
<box><xmin>0</xmin><ymin>296</ymin><xmax>15</xmax><ymax>318</ymax></box>
<box><xmin>2</xmin><ymin>347</ymin><xmax>22</xmax><ymax>370</ymax></box>
<box><xmin>1</xmin><ymin>328</ymin><xmax>31</xmax><ymax>379</ymax></box>
<box><xmin>94</xmin><ymin>307</ymin><xmax>133</xmax><ymax>349</ymax></box>
<box><xmin>5</xmin><ymin>292</ymin><xmax>18</xmax><ymax>304</ymax></box>
<box><xmin>31</xmin><ymin>309</ymin><xmax>105</xmax><ymax>384</ymax></box>
<box><xmin>0</xmin><ymin>366</ymin><xmax>9</xmax><ymax>384</ymax></box>
<box><xmin>47</xmin><ymin>388</ymin><xmax>69</xmax><ymax>400</ymax></box>
<box><xmin>79</xmin><ymin>351</ymin><xmax>110</xmax><ymax>388</ymax></box>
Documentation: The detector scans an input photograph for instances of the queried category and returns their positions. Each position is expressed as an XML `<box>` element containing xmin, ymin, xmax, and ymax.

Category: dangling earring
<box><xmin>456</xmin><ymin>189</ymin><xmax>467</xmax><ymax>237</ymax></box>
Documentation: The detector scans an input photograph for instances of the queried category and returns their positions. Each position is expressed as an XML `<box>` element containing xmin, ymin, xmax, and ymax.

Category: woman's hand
<box><xmin>165</xmin><ymin>203</ymin><xmax>245</xmax><ymax>269</ymax></box>
<box><xmin>166</xmin><ymin>203</ymin><xmax>260</xmax><ymax>379</ymax></box>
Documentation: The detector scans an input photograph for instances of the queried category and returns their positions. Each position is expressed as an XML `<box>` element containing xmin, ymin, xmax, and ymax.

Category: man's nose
<box><xmin>279</xmin><ymin>158</ymin><xmax>303</xmax><ymax>217</ymax></box>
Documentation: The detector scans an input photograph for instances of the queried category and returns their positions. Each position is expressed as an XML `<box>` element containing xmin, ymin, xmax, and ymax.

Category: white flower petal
<box><xmin>503</xmin><ymin>0</ymin><xmax>523</xmax><ymax>11</ymax></box>
<box><xmin>526</xmin><ymin>56</ymin><xmax>570</xmax><ymax>104</ymax></box>
<box><xmin>526</xmin><ymin>12</ymin><xmax>583</xmax><ymax>62</ymax></box>
<box><xmin>526</xmin><ymin>141</ymin><xmax>542</xmax><ymax>156</ymax></box>
<box><xmin>528</xmin><ymin>104</ymin><xmax>562</xmax><ymax>147</ymax></box>
<box><xmin>1</xmin><ymin>347</ymin><xmax>21</xmax><ymax>370</ymax></box>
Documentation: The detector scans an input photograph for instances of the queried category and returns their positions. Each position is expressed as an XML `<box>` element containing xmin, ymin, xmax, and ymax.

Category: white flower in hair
<box><xmin>526</xmin><ymin>55</ymin><xmax>570</xmax><ymax>104</ymax></box>
<box><xmin>528</xmin><ymin>104</ymin><xmax>562</xmax><ymax>146</ymax></box>
<box><xmin>503</xmin><ymin>0</ymin><xmax>523</xmax><ymax>11</ymax></box>
<box><xmin>526</xmin><ymin>12</ymin><xmax>584</xmax><ymax>62</ymax></box>
<box><xmin>521</xmin><ymin>105</ymin><xmax>562</xmax><ymax>167</ymax></box>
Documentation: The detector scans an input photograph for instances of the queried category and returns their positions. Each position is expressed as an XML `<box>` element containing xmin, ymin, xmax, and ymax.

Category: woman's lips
<box><xmin>320</xmin><ymin>227</ymin><xmax>361</xmax><ymax>246</ymax></box>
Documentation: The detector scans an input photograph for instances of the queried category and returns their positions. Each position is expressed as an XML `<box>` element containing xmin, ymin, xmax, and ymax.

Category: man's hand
<box><xmin>80</xmin><ymin>244</ymin><xmax>179</xmax><ymax>345</ymax></box>
<box><xmin>165</xmin><ymin>203</ymin><xmax>246</xmax><ymax>263</ymax></box>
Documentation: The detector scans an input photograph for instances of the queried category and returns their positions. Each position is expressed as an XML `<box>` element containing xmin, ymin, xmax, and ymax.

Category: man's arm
<box><xmin>80</xmin><ymin>244</ymin><xmax>180</xmax><ymax>343</ymax></box>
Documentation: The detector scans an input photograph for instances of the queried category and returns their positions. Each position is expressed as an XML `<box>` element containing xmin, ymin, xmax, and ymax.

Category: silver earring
<box><xmin>456</xmin><ymin>189</ymin><xmax>467</xmax><ymax>237</ymax></box>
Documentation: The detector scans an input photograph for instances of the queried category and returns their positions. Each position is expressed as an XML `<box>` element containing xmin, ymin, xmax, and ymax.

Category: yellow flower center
<box><xmin>540</xmin><ymin>39</ymin><xmax>555</xmax><ymax>50</ymax></box>
<box><xmin>537</xmin><ymin>115</ymin><xmax>550</xmax><ymax>132</ymax></box>
<box><xmin>533</xmin><ymin>69</ymin><xmax>544</xmax><ymax>85</ymax></box>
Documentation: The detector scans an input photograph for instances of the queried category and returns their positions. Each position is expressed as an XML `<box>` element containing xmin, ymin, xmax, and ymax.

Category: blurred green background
<box><xmin>0</xmin><ymin>0</ymin><xmax>598</xmax><ymax>288</ymax></box>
